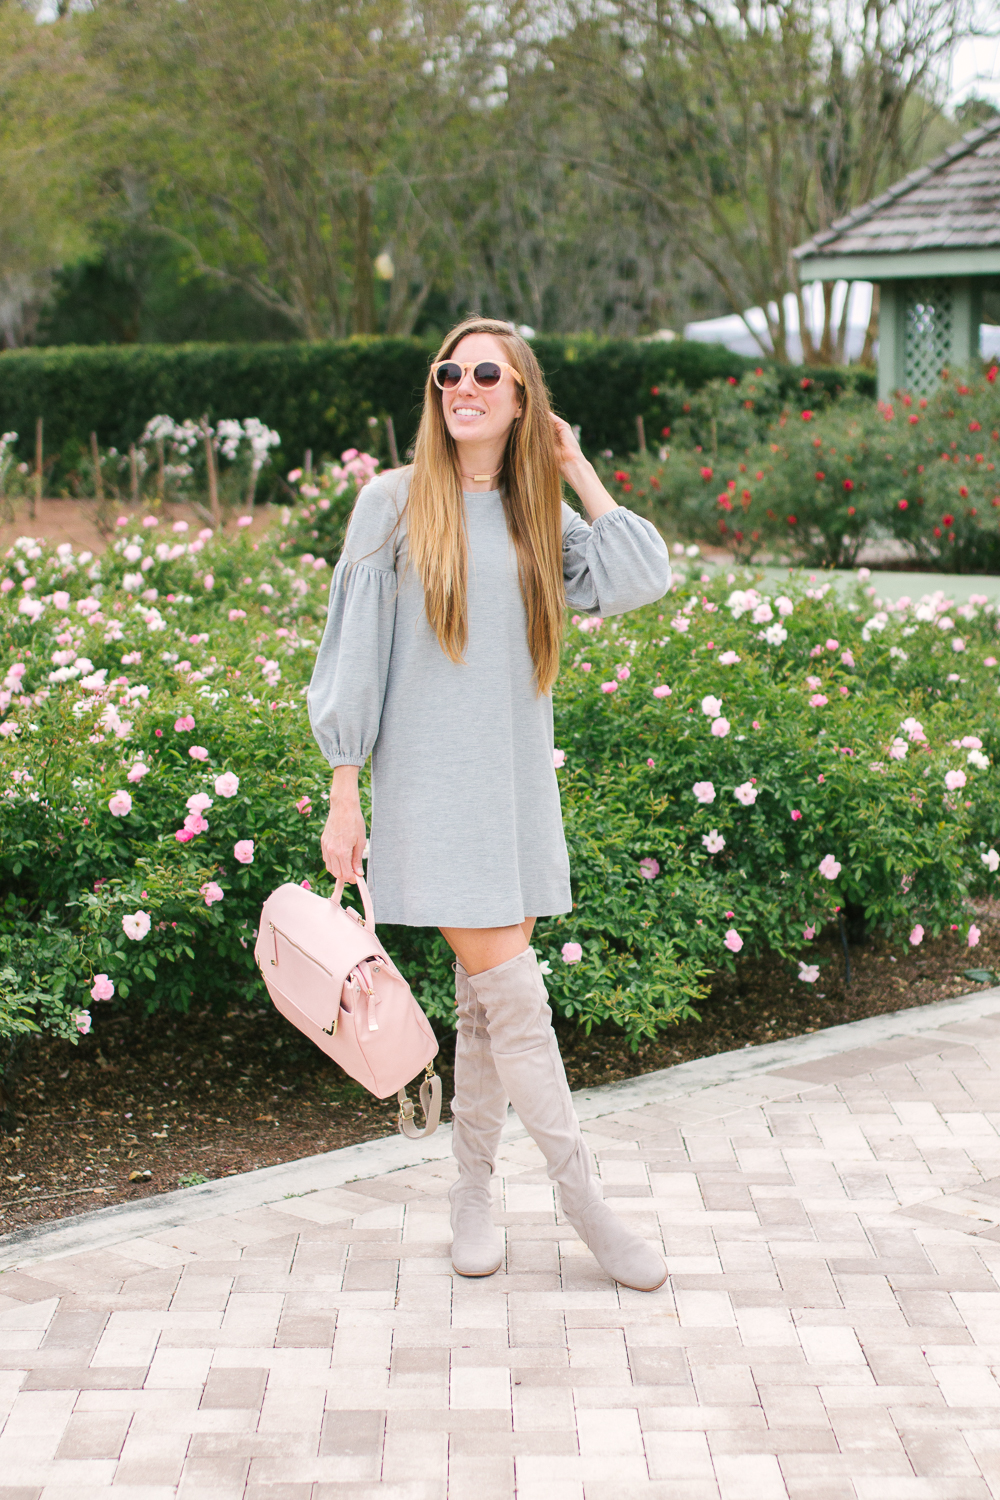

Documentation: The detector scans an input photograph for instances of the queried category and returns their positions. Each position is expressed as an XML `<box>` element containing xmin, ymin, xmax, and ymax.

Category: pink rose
<box><xmin>234</xmin><ymin>840</ymin><xmax>255</xmax><ymax>864</ymax></box>
<box><xmin>122</xmin><ymin>911</ymin><xmax>151</xmax><ymax>941</ymax></box>
<box><xmin>693</xmin><ymin>781</ymin><xmax>716</xmax><ymax>804</ymax></box>
<box><xmin>790</xmin><ymin>809</ymin><xmax>802</xmax><ymax>821</ymax></box>
<box><xmin>600</xmin><ymin>681</ymin><xmax>618</xmax><ymax>694</ymax></box>
<box><xmin>202</xmin><ymin>574</ymin><xmax>214</xmax><ymax>590</ymax></box>
<box><xmin>803</xmin><ymin>924</ymin><xmax>816</xmax><ymax>940</ymax></box>
<box><xmin>183</xmin><ymin>811</ymin><xmax>209</xmax><ymax>835</ymax></box>
<box><xmin>553</xmin><ymin>749</ymin><xmax>566</xmax><ymax>768</ymax></box>
<box><xmin>174</xmin><ymin>715</ymin><xmax>195</xmax><ymax>732</ymax></box>
<box><xmin>652</xmin><ymin>684</ymin><xmax>671</xmax><ymax>698</ymax></box>
<box><xmin>75</xmin><ymin>1010</ymin><xmax>92</xmax><ymax>1035</ymax></box>
<box><xmin>818</xmin><ymin>854</ymin><xmax>841</xmax><ymax>880</ymax></box>
<box><xmin>724</xmin><ymin>929</ymin><xmax>743</xmax><ymax>953</ymax></box>
<box><xmin>296</xmin><ymin>796</ymin><xmax>312</xmax><ymax>815</ymax></box>
<box><xmin>561</xmin><ymin>942</ymin><xmax>583</xmax><ymax>963</ymax></box>
<box><xmin>127</xmin><ymin>762</ymin><xmax>150</xmax><ymax>784</ymax></box>
<box><xmin>968</xmin><ymin>923</ymin><xmax>981</xmax><ymax>948</ymax></box>
<box><xmin>616</xmin><ymin>666</ymin><xmax>630</xmax><ymax>682</ymax></box>
<box><xmin>200</xmin><ymin>880</ymin><xmax>224</xmax><ymax>906</ymax></box>
<box><xmin>237</xmin><ymin>515</ymin><xmax>253</xmax><ymax>528</ymax></box>
<box><xmin>639</xmin><ymin>857</ymin><xmax>660</xmax><ymax>880</ymax></box>
<box><xmin>214</xmin><ymin>771</ymin><xmax>240</xmax><ymax>797</ymax></box>
<box><xmin>186</xmin><ymin>792</ymin><xmax>213</xmax><ymax>813</ymax></box>
<box><xmin>174</xmin><ymin>828</ymin><xmax>195</xmax><ymax>843</ymax></box>
<box><xmin>809</xmin><ymin>694</ymin><xmax>829</xmax><ymax>708</ymax></box>
<box><xmin>710</xmin><ymin>717</ymin><xmax>730</xmax><ymax>738</ymax></box>
<box><xmin>945</xmin><ymin>769</ymin><xmax>967</xmax><ymax>791</ymax></box>
<box><xmin>909</xmin><ymin>925</ymin><xmax>924</xmax><ymax>946</ymax></box>
<box><xmin>108</xmin><ymin>790</ymin><xmax>132</xmax><ymax>817</ymax></box>
<box><xmin>189</xmin><ymin>746</ymin><xmax>209</xmax><ymax>761</ymax></box>
<box><xmin>90</xmin><ymin>974</ymin><xmax>114</xmax><ymax>1002</ymax></box>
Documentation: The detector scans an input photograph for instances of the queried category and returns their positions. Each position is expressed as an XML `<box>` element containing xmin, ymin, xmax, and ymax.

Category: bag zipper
<box><xmin>267</xmin><ymin>921</ymin><xmax>340</xmax><ymax>1036</ymax></box>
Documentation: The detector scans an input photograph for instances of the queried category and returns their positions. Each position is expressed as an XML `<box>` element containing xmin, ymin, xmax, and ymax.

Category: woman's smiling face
<box><xmin>439</xmin><ymin>333</ymin><xmax>523</xmax><ymax>459</ymax></box>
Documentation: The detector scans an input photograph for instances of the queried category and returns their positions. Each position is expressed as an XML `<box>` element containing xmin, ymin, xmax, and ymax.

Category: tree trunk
<box><xmin>351</xmin><ymin>185</ymin><xmax>376</xmax><ymax>336</ymax></box>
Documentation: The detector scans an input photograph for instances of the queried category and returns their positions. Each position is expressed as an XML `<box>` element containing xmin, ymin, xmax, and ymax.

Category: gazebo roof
<box><xmin>795</xmin><ymin>118</ymin><xmax>1000</xmax><ymax>280</ymax></box>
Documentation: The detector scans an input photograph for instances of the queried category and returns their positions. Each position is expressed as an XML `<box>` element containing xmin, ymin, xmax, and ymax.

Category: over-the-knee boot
<box><xmin>449</xmin><ymin>960</ymin><xmax>508</xmax><ymax>1277</ymax></box>
<box><xmin>467</xmin><ymin>948</ymin><xmax>667</xmax><ymax>1293</ymax></box>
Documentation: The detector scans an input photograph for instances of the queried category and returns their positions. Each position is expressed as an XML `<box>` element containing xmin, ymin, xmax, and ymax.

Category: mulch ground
<box><xmin>3</xmin><ymin>904</ymin><xmax>999</xmax><ymax>1237</ymax></box>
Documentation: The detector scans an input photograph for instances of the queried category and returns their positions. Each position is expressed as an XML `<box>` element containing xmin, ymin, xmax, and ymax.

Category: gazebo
<box><xmin>794</xmin><ymin>118</ymin><xmax>1000</xmax><ymax>399</ymax></box>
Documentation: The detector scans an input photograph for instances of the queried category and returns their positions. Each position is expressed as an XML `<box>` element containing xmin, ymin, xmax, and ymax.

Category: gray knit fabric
<box><xmin>307</xmin><ymin>468</ymin><xmax>670</xmax><ymax>927</ymax></box>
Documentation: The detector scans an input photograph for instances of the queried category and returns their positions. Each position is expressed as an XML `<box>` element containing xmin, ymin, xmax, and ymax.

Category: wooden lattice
<box><xmin>903</xmin><ymin>281</ymin><xmax>953</xmax><ymax>394</ymax></box>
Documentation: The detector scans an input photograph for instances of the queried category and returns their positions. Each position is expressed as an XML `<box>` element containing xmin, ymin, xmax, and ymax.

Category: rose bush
<box><xmin>598</xmin><ymin>365</ymin><xmax>1000</xmax><ymax>573</ymax></box>
<box><xmin>1</xmin><ymin>512</ymin><xmax>999</xmax><ymax>1075</ymax></box>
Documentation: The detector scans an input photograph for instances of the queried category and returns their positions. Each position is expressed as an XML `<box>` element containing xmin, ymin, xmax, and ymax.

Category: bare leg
<box><xmin>439</xmin><ymin>922</ymin><xmax>530</xmax><ymax>976</ymax></box>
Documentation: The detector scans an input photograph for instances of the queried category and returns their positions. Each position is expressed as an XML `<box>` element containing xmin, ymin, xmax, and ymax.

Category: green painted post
<box><xmin>950</xmin><ymin>277</ymin><xmax>982</xmax><ymax>370</ymax></box>
<box><xmin>877</xmin><ymin>281</ymin><xmax>901</xmax><ymax>400</ymax></box>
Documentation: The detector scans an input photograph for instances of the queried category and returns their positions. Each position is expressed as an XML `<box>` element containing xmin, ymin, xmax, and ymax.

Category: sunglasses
<box><xmin>431</xmin><ymin>360</ymin><xmax>524</xmax><ymax>392</ymax></box>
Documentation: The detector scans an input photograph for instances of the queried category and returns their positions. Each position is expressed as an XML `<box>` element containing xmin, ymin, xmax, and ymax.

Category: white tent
<box><xmin>683</xmin><ymin>280</ymin><xmax>1000</xmax><ymax>364</ymax></box>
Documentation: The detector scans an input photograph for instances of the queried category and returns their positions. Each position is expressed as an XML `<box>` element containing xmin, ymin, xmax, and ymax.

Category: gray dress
<box><xmin>307</xmin><ymin>469</ymin><xmax>670</xmax><ymax>927</ymax></box>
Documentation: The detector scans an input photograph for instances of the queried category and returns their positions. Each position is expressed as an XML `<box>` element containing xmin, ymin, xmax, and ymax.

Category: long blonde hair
<box><xmin>406</xmin><ymin>318</ymin><xmax>565</xmax><ymax>695</ymax></box>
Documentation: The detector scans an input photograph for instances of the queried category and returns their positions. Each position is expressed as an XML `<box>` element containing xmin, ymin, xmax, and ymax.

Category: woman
<box><xmin>308</xmin><ymin>318</ymin><xmax>670</xmax><ymax>1292</ymax></box>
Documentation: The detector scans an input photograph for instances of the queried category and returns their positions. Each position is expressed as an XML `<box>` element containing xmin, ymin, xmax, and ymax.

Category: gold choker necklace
<box><xmin>460</xmin><ymin>469</ymin><xmax>499</xmax><ymax>483</ymax></box>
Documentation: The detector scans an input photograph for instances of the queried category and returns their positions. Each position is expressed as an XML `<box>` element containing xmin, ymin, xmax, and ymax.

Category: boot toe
<box><xmin>570</xmin><ymin>1202</ymin><xmax>667</xmax><ymax>1292</ymax></box>
<box><xmin>450</xmin><ymin>1202</ymin><xmax>504</xmax><ymax>1277</ymax></box>
<box><xmin>452</xmin><ymin>1240</ymin><xmax>504</xmax><ymax>1277</ymax></box>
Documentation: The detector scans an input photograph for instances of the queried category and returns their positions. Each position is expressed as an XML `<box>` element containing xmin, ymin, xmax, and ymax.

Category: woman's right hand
<box><xmin>321</xmin><ymin>766</ymin><xmax>367</xmax><ymax>883</ymax></box>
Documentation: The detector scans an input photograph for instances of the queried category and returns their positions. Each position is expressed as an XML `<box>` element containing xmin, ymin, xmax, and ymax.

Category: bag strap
<box><xmin>397</xmin><ymin>1066</ymin><xmax>442</xmax><ymax>1140</ymax></box>
<box><xmin>332</xmin><ymin>872</ymin><xmax>376</xmax><ymax>931</ymax></box>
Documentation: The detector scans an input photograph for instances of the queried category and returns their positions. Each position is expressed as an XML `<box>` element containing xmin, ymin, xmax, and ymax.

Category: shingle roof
<box><xmin>795</xmin><ymin>118</ymin><xmax>1000</xmax><ymax>261</ymax></box>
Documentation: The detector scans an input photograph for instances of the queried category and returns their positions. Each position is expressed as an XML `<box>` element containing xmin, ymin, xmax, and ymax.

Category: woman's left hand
<box><xmin>550</xmin><ymin>413</ymin><xmax>585</xmax><ymax>479</ymax></box>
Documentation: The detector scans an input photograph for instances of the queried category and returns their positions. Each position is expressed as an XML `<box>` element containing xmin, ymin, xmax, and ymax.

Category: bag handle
<box><xmin>332</xmin><ymin>871</ymin><xmax>376</xmax><ymax>932</ymax></box>
<box><xmin>397</xmin><ymin>1066</ymin><xmax>442</xmax><ymax>1140</ymax></box>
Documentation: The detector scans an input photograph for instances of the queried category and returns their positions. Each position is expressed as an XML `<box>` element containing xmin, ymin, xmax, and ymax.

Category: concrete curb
<box><xmin>3</xmin><ymin>985</ymin><xmax>999</xmax><ymax>1272</ymax></box>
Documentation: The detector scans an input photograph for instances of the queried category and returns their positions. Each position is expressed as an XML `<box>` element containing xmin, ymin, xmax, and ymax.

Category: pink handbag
<box><xmin>254</xmin><ymin>873</ymin><xmax>441</xmax><ymax>1138</ymax></box>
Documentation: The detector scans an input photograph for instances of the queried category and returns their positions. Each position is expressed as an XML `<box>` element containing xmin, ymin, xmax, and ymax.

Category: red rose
<box><xmin>787</xmin><ymin>514</ymin><xmax>797</xmax><ymax>525</ymax></box>
<box><xmin>843</xmin><ymin>479</ymin><xmax>854</xmax><ymax>491</ymax></box>
<box><xmin>700</xmin><ymin>466</ymin><xmax>713</xmax><ymax>480</ymax></box>
<box><xmin>942</xmin><ymin>514</ymin><xmax>954</xmax><ymax>526</ymax></box>
<box><xmin>815</xmin><ymin>471</ymin><xmax>825</xmax><ymax>480</ymax></box>
<box><xmin>898</xmin><ymin>499</ymin><xmax>908</xmax><ymax>510</ymax></box>
<box><xmin>801</xmin><ymin>409</ymin><xmax>814</xmax><ymax>421</ymax></box>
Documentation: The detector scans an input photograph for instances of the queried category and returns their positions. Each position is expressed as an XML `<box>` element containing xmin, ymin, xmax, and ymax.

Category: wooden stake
<box><xmin>156</xmin><ymin>437</ymin><xmax>165</xmax><ymax>502</ymax></box>
<box><xmin>200</xmin><ymin>414</ymin><xmax>220</xmax><ymax>525</ymax></box>
<box><xmin>33</xmin><ymin>417</ymin><xmax>42</xmax><ymax>518</ymax></box>
<box><xmin>635</xmin><ymin>414</ymin><xmax>646</xmax><ymax>454</ymax></box>
<box><xmin>304</xmin><ymin>449</ymin><xmax>313</xmax><ymax>481</ymax></box>
<box><xmin>90</xmin><ymin>432</ymin><xmax>105</xmax><ymax>502</ymax></box>
<box><xmin>129</xmin><ymin>444</ymin><xmax>140</xmax><ymax>506</ymax></box>
<box><xmin>385</xmin><ymin>415</ymin><xmax>399</xmax><ymax>468</ymax></box>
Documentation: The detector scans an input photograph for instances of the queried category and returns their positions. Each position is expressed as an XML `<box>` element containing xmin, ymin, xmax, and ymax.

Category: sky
<box><xmin>949</xmin><ymin>33</ymin><xmax>1000</xmax><ymax>107</ymax></box>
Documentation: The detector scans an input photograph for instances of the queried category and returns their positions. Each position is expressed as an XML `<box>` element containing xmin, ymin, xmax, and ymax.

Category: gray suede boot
<box><xmin>448</xmin><ymin>961</ymin><xmax>507</xmax><ymax>1277</ymax></box>
<box><xmin>467</xmin><ymin>948</ymin><xmax>667</xmax><ymax>1293</ymax></box>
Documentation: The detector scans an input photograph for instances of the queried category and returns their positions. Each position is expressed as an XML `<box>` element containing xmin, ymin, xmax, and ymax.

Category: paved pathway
<box><xmin>3</xmin><ymin>989</ymin><xmax>1000</xmax><ymax>1500</ymax></box>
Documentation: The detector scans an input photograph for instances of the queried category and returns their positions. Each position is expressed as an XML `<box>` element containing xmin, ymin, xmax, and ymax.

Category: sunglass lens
<box><xmin>474</xmin><ymin>362</ymin><xmax>502</xmax><ymax>388</ymax></box>
<box><xmin>435</xmin><ymin>362</ymin><xmax>462</xmax><ymax>388</ymax></box>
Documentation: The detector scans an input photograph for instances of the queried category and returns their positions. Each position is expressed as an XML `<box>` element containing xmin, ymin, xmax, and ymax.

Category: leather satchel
<box><xmin>254</xmin><ymin>873</ymin><xmax>441</xmax><ymax>1138</ymax></box>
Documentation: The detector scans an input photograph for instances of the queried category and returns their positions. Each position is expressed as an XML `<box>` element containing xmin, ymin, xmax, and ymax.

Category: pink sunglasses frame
<box><xmin>431</xmin><ymin>360</ymin><xmax>525</xmax><ymax>392</ymax></box>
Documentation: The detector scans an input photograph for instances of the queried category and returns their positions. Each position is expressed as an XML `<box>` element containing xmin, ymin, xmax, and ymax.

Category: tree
<box><xmin>74</xmin><ymin>0</ymin><xmax>478</xmax><ymax>339</ymax></box>
<box><xmin>548</xmin><ymin>0</ymin><xmax>993</xmax><ymax>360</ymax></box>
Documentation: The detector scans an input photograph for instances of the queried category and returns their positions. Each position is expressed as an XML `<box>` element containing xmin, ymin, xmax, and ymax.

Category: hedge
<box><xmin>0</xmin><ymin>337</ymin><xmax>875</xmax><ymax>488</ymax></box>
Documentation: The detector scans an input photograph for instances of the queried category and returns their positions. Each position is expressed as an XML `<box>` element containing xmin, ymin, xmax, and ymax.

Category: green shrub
<box><xmin>2</xmin><ymin>512</ymin><xmax>998</xmax><ymax>1067</ymax></box>
<box><xmin>0</xmin><ymin>338</ymin><xmax>871</xmax><ymax>490</ymax></box>
<box><xmin>599</xmin><ymin>364</ymin><xmax>1000</xmax><ymax>571</ymax></box>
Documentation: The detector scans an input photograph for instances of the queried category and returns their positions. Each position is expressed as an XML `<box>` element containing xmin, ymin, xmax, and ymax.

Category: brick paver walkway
<box><xmin>3</xmin><ymin>991</ymin><xmax>1000</xmax><ymax>1499</ymax></box>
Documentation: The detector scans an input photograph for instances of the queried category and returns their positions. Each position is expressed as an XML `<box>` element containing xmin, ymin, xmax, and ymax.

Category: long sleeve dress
<box><xmin>307</xmin><ymin>468</ymin><xmax>670</xmax><ymax>928</ymax></box>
